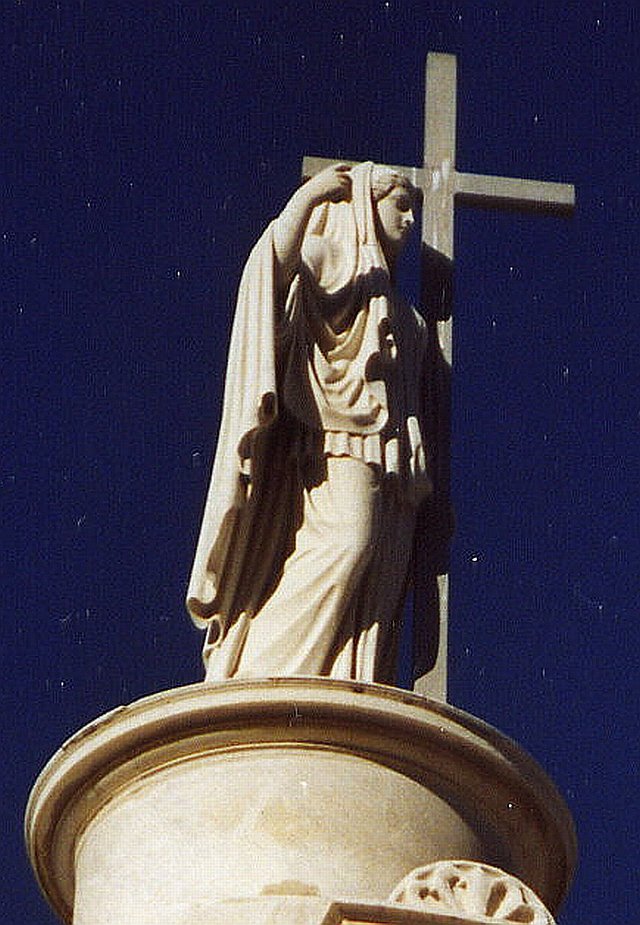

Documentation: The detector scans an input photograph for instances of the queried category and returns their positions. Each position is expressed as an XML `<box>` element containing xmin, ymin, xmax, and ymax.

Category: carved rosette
<box><xmin>388</xmin><ymin>861</ymin><xmax>556</xmax><ymax>924</ymax></box>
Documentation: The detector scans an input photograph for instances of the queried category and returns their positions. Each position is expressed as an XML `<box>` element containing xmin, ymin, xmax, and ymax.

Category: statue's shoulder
<box><xmin>301</xmin><ymin>233</ymin><xmax>340</xmax><ymax>280</ymax></box>
<box><xmin>300</xmin><ymin>234</ymin><xmax>353</xmax><ymax>296</ymax></box>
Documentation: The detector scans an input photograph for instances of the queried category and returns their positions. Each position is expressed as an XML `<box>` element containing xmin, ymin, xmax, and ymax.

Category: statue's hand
<box><xmin>305</xmin><ymin>163</ymin><xmax>352</xmax><ymax>205</ymax></box>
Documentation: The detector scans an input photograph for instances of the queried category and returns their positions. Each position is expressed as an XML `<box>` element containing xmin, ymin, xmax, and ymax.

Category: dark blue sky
<box><xmin>4</xmin><ymin>3</ymin><xmax>638</xmax><ymax>923</ymax></box>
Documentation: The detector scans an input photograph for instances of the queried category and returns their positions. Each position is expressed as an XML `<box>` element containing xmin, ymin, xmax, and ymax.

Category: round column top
<box><xmin>26</xmin><ymin>679</ymin><xmax>576</xmax><ymax>922</ymax></box>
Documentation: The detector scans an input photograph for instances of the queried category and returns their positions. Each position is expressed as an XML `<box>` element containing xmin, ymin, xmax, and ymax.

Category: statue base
<box><xmin>25</xmin><ymin>679</ymin><xmax>575</xmax><ymax>925</ymax></box>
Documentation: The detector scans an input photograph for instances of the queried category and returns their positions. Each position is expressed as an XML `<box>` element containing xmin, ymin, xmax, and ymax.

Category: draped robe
<box><xmin>187</xmin><ymin>163</ymin><xmax>433</xmax><ymax>683</ymax></box>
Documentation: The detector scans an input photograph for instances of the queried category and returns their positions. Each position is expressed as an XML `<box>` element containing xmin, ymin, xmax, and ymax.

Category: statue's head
<box><xmin>371</xmin><ymin>167</ymin><xmax>420</xmax><ymax>260</ymax></box>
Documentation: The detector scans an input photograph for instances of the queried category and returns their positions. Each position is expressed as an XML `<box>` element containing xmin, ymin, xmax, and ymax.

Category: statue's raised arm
<box><xmin>272</xmin><ymin>163</ymin><xmax>352</xmax><ymax>283</ymax></box>
<box><xmin>187</xmin><ymin>161</ymin><xmax>432</xmax><ymax>684</ymax></box>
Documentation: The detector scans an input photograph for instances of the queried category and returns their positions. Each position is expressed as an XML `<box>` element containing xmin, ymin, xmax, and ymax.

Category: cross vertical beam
<box><xmin>412</xmin><ymin>54</ymin><xmax>458</xmax><ymax>700</ymax></box>
<box><xmin>424</xmin><ymin>53</ymin><xmax>457</xmax><ymax>265</ymax></box>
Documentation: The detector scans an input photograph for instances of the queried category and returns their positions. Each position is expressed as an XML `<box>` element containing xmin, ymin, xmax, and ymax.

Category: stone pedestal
<box><xmin>25</xmin><ymin>680</ymin><xmax>576</xmax><ymax>925</ymax></box>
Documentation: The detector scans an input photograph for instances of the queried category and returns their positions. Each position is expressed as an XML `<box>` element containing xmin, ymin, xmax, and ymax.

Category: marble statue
<box><xmin>187</xmin><ymin>161</ymin><xmax>434</xmax><ymax>683</ymax></box>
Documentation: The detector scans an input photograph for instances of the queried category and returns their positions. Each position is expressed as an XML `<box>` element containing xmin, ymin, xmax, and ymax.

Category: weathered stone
<box><xmin>389</xmin><ymin>860</ymin><xmax>556</xmax><ymax>923</ymax></box>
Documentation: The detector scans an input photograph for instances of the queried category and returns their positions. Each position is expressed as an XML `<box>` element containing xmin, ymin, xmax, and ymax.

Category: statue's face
<box><xmin>375</xmin><ymin>186</ymin><xmax>416</xmax><ymax>257</ymax></box>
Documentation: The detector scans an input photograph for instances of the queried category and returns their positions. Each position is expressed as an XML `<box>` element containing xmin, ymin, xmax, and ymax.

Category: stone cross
<box><xmin>302</xmin><ymin>52</ymin><xmax>575</xmax><ymax>700</ymax></box>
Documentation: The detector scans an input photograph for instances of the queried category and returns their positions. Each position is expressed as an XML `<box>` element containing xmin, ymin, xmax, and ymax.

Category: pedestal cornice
<box><xmin>25</xmin><ymin>679</ymin><xmax>576</xmax><ymax>924</ymax></box>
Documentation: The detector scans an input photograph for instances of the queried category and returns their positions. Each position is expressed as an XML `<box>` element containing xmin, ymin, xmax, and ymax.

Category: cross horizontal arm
<box><xmin>456</xmin><ymin>171</ymin><xmax>575</xmax><ymax>212</ymax></box>
<box><xmin>302</xmin><ymin>156</ymin><xmax>575</xmax><ymax>214</ymax></box>
<box><xmin>302</xmin><ymin>155</ymin><xmax>422</xmax><ymax>188</ymax></box>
